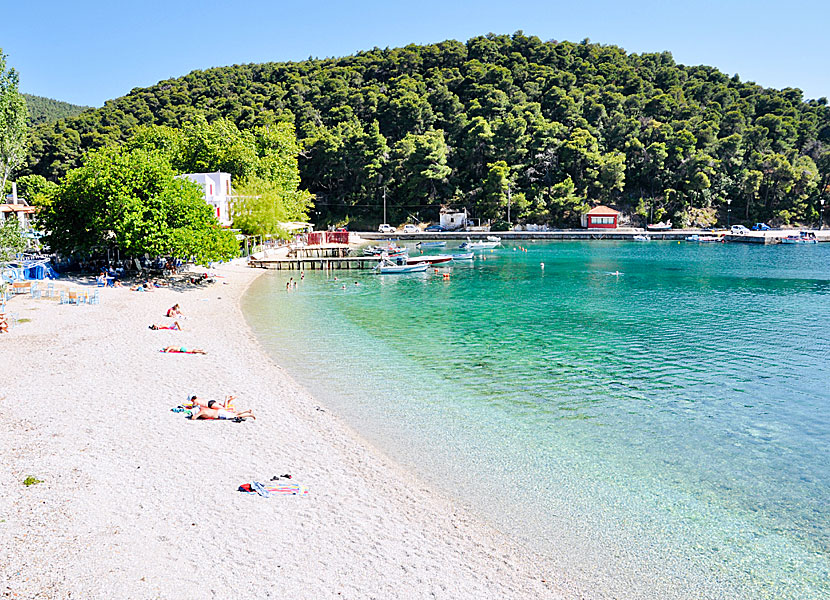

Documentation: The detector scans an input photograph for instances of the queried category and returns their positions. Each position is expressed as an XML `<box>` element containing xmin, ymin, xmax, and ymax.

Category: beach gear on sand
<box><xmin>239</xmin><ymin>481</ymin><xmax>308</xmax><ymax>496</ymax></box>
<box><xmin>250</xmin><ymin>481</ymin><xmax>271</xmax><ymax>497</ymax></box>
<box><xmin>160</xmin><ymin>347</ymin><xmax>202</xmax><ymax>354</ymax></box>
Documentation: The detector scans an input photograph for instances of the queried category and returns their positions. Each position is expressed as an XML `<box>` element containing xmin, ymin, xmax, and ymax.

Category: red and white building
<box><xmin>581</xmin><ymin>205</ymin><xmax>620</xmax><ymax>229</ymax></box>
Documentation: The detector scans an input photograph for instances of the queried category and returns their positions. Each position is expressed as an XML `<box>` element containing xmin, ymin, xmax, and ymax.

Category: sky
<box><xmin>3</xmin><ymin>0</ymin><xmax>829</xmax><ymax>107</ymax></box>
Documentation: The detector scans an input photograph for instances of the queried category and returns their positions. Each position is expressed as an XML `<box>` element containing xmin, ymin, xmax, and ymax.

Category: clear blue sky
<box><xmin>4</xmin><ymin>0</ymin><xmax>828</xmax><ymax>107</ymax></box>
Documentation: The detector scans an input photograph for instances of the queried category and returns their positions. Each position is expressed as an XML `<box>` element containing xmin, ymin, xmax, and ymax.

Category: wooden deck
<box><xmin>249</xmin><ymin>256</ymin><xmax>381</xmax><ymax>270</ymax></box>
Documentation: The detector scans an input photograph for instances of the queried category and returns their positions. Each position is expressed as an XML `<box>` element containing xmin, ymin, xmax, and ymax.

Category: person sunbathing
<box><xmin>166</xmin><ymin>303</ymin><xmax>182</xmax><ymax>317</ymax></box>
<box><xmin>187</xmin><ymin>394</ymin><xmax>236</xmax><ymax>410</ymax></box>
<box><xmin>188</xmin><ymin>405</ymin><xmax>256</xmax><ymax>420</ymax></box>
<box><xmin>149</xmin><ymin>321</ymin><xmax>182</xmax><ymax>330</ymax></box>
<box><xmin>162</xmin><ymin>346</ymin><xmax>206</xmax><ymax>354</ymax></box>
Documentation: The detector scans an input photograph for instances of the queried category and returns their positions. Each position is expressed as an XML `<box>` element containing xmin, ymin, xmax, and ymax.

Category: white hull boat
<box><xmin>376</xmin><ymin>261</ymin><xmax>429</xmax><ymax>274</ymax></box>
<box><xmin>458</xmin><ymin>239</ymin><xmax>500</xmax><ymax>250</ymax></box>
<box><xmin>406</xmin><ymin>254</ymin><xmax>454</xmax><ymax>265</ymax></box>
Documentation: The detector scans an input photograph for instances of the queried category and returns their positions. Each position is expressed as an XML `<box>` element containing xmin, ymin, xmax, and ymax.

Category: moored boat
<box><xmin>781</xmin><ymin>232</ymin><xmax>818</xmax><ymax>244</ymax></box>
<box><xmin>449</xmin><ymin>252</ymin><xmax>474</xmax><ymax>261</ymax></box>
<box><xmin>375</xmin><ymin>260</ymin><xmax>429</xmax><ymax>274</ymax></box>
<box><xmin>406</xmin><ymin>254</ymin><xmax>453</xmax><ymax>265</ymax></box>
<box><xmin>633</xmin><ymin>234</ymin><xmax>650</xmax><ymax>241</ymax></box>
<box><xmin>458</xmin><ymin>239</ymin><xmax>500</xmax><ymax>249</ymax></box>
<box><xmin>363</xmin><ymin>244</ymin><xmax>408</xmax><ymax>256</ymax></box>
<box><xmin>686</xmin><ymin>235</ymin><xmax>724</xmax><ymax>243</ymax></box>
<box><xmin>415</xmin><ymin>241</ymin><xmax>447</xmax><ymax>248</ymax></box>
<box><xmin>647</xmin><ymin>221</ymin><xmax>672</xmax><ymax>231</ymax></box>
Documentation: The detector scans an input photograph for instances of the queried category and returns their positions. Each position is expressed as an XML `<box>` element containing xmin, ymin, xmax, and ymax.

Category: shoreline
<box><xmin>0</xmin><ymin>264</ymin><xmax>566</xmax><ymax>599</ymax></box>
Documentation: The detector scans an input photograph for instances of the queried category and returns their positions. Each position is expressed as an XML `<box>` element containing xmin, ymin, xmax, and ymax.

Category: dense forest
<box><xmin>23</xmin><ymin>94</ymin><xmax>90</xmax><ymax>126</ymax></box>
<box><xmin>22</xmin><ymin>33</ymin><xmax>830</xmax><ymax>228</ymax></box>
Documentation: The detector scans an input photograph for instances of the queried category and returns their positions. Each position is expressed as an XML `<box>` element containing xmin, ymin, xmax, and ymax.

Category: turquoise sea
<box><xmin>241</xmin><ymin>241</ymin><xmax>829</xmax><ymax>599</ymax></box>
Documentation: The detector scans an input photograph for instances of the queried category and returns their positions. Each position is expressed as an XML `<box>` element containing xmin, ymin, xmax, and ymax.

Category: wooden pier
<box><xmin>249</xmin><ymin>256</ymin><xmax>381</xmax><ymax>271</ymax></box>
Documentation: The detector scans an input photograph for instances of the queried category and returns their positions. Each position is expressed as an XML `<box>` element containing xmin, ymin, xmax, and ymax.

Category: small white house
<box><xmin>439</xmin><ymin>207</ymin><xmax>468</xmax><ymax>230</ymax></box>
<box><xmin>177</xmin><ymin>172</ymin><xmax>235</xmax><ymax>226</ymax></box>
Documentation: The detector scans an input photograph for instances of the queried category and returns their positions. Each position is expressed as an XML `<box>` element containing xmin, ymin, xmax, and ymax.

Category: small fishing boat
<box><xmin>633</xmin><ymin>234</ymin><xmax>650</xmax><ymax>241</ymax></box>
<box><xmin>686</xmin><ymin>234</ymin><xmax>723</xmax><ymax>242</ymax></box>
<box><xmin>646</xmin><ymin>221</ymin><xmax>672</xmax><ymax>232</ymax></box>
<box><xmin>363</xmin><ymin>244</ymin><xmax>408</xmax><ymax>256</ymax></box>
<box><xmin>415</xmin><ymin>241</ymin><xmax>447</xmax><ymax>248</ymax></box>
<box><xmin>450</xmin><ymin>252</ymin><xmax>474</xmax><ymax>261</ymax></box>
<box><xmin>375</xmin><ymin>260</ymin><xmax>429</xmax><ymax>274</ymax></box>
<box><xmin>458</xmin><ymin>238</ymin><xmax>500</xmax><ymax>250</ymax></box>
<box><xmin>781</xmin><ymin>232</ymin><xmax>818</xmax><ymax>244</ymax></box>
<box><xmin>406</xmin><ymin>254</ymin><xmax>453</xmax><ymax>265</ymax></box>
<box><xmin>486</xmin><ymin>236</ymin><xmax>501</xmax><ymax>243</ymax></box>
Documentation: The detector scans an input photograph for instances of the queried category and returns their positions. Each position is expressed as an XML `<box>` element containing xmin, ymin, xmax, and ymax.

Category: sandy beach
<box><xmin>0</xmin><ymin>264</ymin><xmax>565</xmax><ymax>600</ymax></box>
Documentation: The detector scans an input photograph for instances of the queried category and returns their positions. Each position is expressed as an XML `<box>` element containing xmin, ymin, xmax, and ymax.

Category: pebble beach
<box><xmin>0</xmin><ymin>263</ymin><xmax>564</xmax><ymax>600</ymax></box>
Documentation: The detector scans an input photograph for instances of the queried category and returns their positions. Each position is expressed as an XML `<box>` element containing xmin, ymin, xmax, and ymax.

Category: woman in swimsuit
<box><xmin>162</xmin><ymin>346</ymin><xmax>206</xmax><ymax>354</ymax></box>
<box><xmin>149</xmin><ymin>322</ymin><xmax>182</xmax><ymax>330</ymax></box>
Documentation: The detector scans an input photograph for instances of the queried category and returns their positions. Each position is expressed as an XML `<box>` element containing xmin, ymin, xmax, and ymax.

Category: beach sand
<box><xmin>0</xmin><ymin>264</ymin><xmax>566</xmax><ymax>600</ymax></box>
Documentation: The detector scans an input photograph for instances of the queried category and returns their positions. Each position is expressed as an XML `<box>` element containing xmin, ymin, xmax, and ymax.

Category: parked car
<box><xmin>402</xmin><ymin>224</ymin><xmax>419</xmax><ymax>233</ymax></box>
<box><xmin>730</xmin><ymin>225</ymin><xmax>750</xmax><ymax>234</ymax></box>
<box><xmin>424</xmin><ymin>223</ymin><xmax>447</xmax><ymax>232</ymax></box>
<box><xmin>751</xmin><ymin>222</ymin><xmax>771</xmax><ymax>231</ymax></box>
<box><xmin>378</xmin><ymin>223</ymin><xmax>396</xmax><ymax>233</ymax></box>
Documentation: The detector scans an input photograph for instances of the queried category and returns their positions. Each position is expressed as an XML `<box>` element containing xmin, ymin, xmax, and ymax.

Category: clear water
<box><xmin>241</xmin><ymin>241</ymin><xmax>830</xmax><ymax>599</ymax></box>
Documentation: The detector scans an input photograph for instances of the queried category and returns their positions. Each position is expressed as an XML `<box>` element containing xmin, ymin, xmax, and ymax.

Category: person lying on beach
<box><xmin>161</xmin><ymin>346</ymin><xmax>206</xmax><ymax>354</ymax></box>
<box><xmin>166</xmin><ymin>304</ymin><xmax>182</xmax><ymax>317</ymax></box>
<box><xmin>130</xmin><ymin>280</ymin><xmax>156</xmax><ymax>292</ymax></box>
<box><xmin>187</xmin><ymin>394</ymin><xmax>236</xmax><ymax>410</ymax></box>
<box><xmin>188</xmin><ymin>405</ymin><xmax>256</xmax><ymax>421</ymax></box>
<box><xmin>149</xmin><ymin>321</ymin><xmax>182</xmax><ymax>330</ymax></box>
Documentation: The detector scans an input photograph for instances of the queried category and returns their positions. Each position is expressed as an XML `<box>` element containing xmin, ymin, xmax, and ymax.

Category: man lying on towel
<box><xmin>188</xmin><ymin>405</ymin><xmax>256</xmax><ymax>421</ymax></box>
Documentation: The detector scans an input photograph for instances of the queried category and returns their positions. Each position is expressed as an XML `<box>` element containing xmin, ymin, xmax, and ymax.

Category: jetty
<box><xmin>249</xmin><ymin>255</ymin><xmax>381</xmax><ymax>270</ymax></box>
<box><xmin>249</xmin><ymin>241</ymin><xmax>381</xmax><ymax>270</ymax></box>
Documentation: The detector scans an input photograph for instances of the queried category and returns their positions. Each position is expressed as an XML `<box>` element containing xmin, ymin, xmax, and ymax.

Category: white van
<box><xmin>378</xmin><ymin>224</ymin><xmax>396</xmax><ymax>233</ymax></box>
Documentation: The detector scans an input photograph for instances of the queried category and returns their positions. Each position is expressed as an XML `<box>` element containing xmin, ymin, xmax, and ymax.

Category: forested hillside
<box><xmin>23</xmin><ymin>94</ymin><xmax>90</xmax><ymax>126</ymax></box>
<box><xmin>23</xmin><ymin>33</ymin><xmax>830</xmax><ymax>227</ymax></box>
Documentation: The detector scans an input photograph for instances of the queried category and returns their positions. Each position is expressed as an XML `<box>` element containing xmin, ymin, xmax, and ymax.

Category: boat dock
<box><xmin>249</xmin><ymin>256</ymin><xmax>381</xmax><ymax>270</ymax></box>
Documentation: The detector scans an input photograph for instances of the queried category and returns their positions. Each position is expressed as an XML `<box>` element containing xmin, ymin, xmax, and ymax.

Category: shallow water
<box><xmin>241</xmin><ymin>241</ymin><xmax>829</xmax><ymax>599</ymax></box>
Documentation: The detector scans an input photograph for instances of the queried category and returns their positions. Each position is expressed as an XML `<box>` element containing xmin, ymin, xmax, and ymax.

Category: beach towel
<box><xmin>238</xmin><ymin>482</ymin><xmax>309</xmax><ymax>496</ymax></box>
<box><xmin>160</xmin><ymin>348</ymin><xmax>202</xmax><ymax>354</ymax></box>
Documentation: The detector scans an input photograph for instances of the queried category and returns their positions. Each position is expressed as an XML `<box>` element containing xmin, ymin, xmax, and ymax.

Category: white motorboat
<box><xmin>633</xmin><ymin>234</ymin><xmax>650</xmax><ymax>241</ymax></box>
<box><xmin>376</xmin><ymin>260</ymin><xmax>429</xmax><ymax>274</ymax></box>
<box><xmin>450</xmin><ymin>252</ymin><xmax>474</xmax><ymax>261</ymax></box>
<box><xmin>458</xmin><ymin>238</ymin><xmax>500</xmax><ymax>250</ymax></box>
<box><xmin>406</xmin><ymin>254</ymin><xmax>454</xmax><ymax>265</ymax></box>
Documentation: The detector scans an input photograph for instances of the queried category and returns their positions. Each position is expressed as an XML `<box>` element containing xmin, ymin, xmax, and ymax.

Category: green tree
<box><xmin>38</xmin><ymin>145</ymin><xmax>238</xmax><ymax>263</ymax></box>
<box><xmin>0</xmin><ymin>50</ymin><xmax>27</xmax><ymax>194</ymax></box>
<box><xmin>232</xmin><ymin>176</ymin><xmax>313</xmax><ymax>236</ymax></box>
<box><xmin>0</xmin><ymin>216</ymin><xmax>25</xmax><ymax>262</ymax></box>
<box><xmin>15</xmin><ymin>173</ymin><xmax>57</xmax><ymax>204</ymax></box>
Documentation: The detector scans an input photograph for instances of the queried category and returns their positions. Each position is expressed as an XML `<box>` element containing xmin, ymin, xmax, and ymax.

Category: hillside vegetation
<box><xmin>22</xmin><ymin>33</ymin><xmax>830</xmax><ymax>227</ymax></box>
<box><xmin>23</xmin><ymin>94</ymin><xmax>90</xmax><ymax>126</ymax></box>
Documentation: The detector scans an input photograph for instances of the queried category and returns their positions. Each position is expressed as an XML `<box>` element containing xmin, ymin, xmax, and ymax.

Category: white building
<box><xmin>439</xmin><ymin>207</ymin><xmax>468</xmax><ymax>230</ymax></box>
<box><xmin>177</xmin><ymin>172</ymin><xmax>235</xmax><ymax>226</ymax></box>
